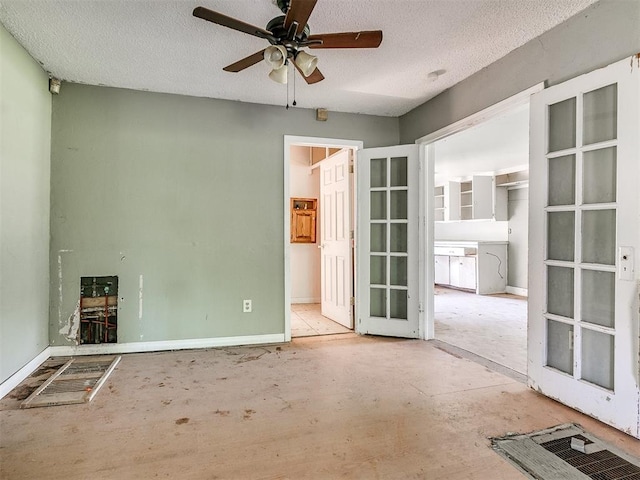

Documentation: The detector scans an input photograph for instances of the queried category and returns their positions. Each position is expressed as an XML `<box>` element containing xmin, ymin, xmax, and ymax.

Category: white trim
<box><xmin>0</xmin><ymin>347</ymin><xmax>51</xmax><ymax>399</ymax></box>
<box><xmin>291</xmin><ymin>297</ymin><xmax>321</xmax><ymax>304</ymax></box>
<box><xmin>415</xmin><ymin>83</ymin><xmax>544</xmax><ymax>145</ymax></box>
<box><xmin>284</xmin><ymin>135</ymin><xmax>363</xmax><ymax>343</ymax></box>
<box><xmin>49</xmin><ymin>334</ymin><xmax>285</xmax><ymax>357</ymax></box>
<box><xmin>506</xmin><ymin>286</ymin><xmax>528</xmax><ymax>297</ymax></box>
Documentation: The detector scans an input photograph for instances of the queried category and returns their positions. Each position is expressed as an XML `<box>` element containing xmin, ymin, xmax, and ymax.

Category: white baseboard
<box><xmin>291</xmin><ymin>297</ymin><xmax>320</xmax><ymax>304</ymax></box>
<box><xmin>0</xmin><ymin>347</ymin><xmax>51</xmax><ymax>400</ymax></box>
<box><xmin>506</xmin><ymin>286</ymin><xmax>528</xmax><ymax>297</ymax></box>
<box><xmin>49</xmin><ymin>333</ymin><xmax>286</xmax><ymax>357</ymax></box>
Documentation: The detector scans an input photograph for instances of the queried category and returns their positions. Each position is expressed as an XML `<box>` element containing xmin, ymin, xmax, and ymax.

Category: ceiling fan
<box><xmin>193</xmin><ymin>0</ymin><xmax>383</xmax><ymax>85</ymax></box>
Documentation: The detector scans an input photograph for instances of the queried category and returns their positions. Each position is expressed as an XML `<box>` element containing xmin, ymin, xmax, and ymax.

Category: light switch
<box><xmin>619</xmin><ymin>246</ymin><xmax>634</xmax><ymax>281</ymax></box>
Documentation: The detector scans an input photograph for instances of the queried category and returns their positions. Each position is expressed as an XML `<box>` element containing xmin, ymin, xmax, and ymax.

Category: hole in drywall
<box><xmin>79</xmin><ymin>276</ymin><xmax>118</xmax><ymax>344</ymax></box>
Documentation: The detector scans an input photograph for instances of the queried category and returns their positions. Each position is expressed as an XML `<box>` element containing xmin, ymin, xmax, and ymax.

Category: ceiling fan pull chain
<box><xmin>293</xmin><ymin>66</ymin><xmax>297</xmax><ymax>106</ymax></box>
<box><xmin>286</xmin><ymin>63</ymin><xmax>290</xmax><ymax>109</ymax></box>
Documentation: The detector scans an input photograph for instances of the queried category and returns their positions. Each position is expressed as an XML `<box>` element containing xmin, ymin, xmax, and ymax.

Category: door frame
<box><xmin>284</xmin><ymin>135</ymin><xmax>363</xmax><ymax>341</ymax></box>
<box><xmin>414</xmin><ymin>83</ymin><xmax>544</xmax><ymax>340</ymax></box>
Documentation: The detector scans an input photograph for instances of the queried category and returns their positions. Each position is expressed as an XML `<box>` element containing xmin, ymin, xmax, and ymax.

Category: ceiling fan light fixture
<box><xmin>268</xmin><ymin>64</ymin><xmax>288</xmax><ymax>84</ymax></box>
<box><xmin>294</xmin><ymin>50</ymin><xmax>318</xmax><ymax>77</ymax></box>
<box><xmin>264</xmin><ymin>45</ymin><xmax>288</xmax><ymax>69</ymax></box>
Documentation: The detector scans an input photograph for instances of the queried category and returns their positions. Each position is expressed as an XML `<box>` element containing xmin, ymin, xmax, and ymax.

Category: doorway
<box><xmin>284</xmin><ymin>136</ymin><xmax>363</xmax><ymax>340</ymax></box>
<box><xmin>419</xmin><ymin>86</ymin><xmax>542</xmax><ymax>375</ymax></box>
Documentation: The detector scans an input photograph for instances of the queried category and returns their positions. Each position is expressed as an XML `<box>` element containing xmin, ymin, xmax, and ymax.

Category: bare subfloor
<box><xmin>1</xmin><ymin>335</ymin><xmax>638</xmax><ymax>479</ymax></box>
<box><xmin>435</xmin><ymin>286</ymin><xmax>527</xmax><ymax>374</ymax></box>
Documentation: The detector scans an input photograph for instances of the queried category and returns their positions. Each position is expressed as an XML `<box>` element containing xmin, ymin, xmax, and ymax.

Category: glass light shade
<box><xmin>268</xmin><ymin>65</ymin><xmax>288</xmax><ymax>84</ymax></box>
<box><xmin>263</xmin><ymin>45</ymin><xmax>287</xmax><ymax>69</ymax></box>
<box><xmin>295</xmin><ymin>51</ymin><xmax>318</xmax><ymax>77</ymax></box>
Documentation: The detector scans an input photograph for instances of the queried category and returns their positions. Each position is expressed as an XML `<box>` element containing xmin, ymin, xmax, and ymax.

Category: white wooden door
<box><xmin>320</xmin><ymin>149</ymin><xmax>352</xmax><ymax>328</ymax></box>
<box><xmin>356</xmin><ymin>145</ymin><xmax>420</xmax><ymax>338</ymax></box>
<box><xmin>529</xmin><ymin>57</ymin><xmax>640</xmax><ymax>438</ymax></box>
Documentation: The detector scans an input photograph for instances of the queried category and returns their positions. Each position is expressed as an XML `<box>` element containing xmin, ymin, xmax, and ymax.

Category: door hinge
<box><xmin>350</xmin><ymin>296</ymin><xmax>355</xmax><ymax>306</ymax></box>
<box><xmin>349</xmin><ymin>164</ymin><xmax>354</xmax><ymax>174</ymax></box>
<box><xmin>350</xmin><ymin>230</ymin><xmax>354</xmax><ymax>240</ymax></box>
<box><xmin>418</xmin><ymin>302</ymin><xmax>424</xmax><ymax>313</ymax></box>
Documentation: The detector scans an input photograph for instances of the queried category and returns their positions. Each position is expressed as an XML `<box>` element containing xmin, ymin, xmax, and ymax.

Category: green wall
<box><xmin>0</xmin><ymin>25</ymin><xmax>51</xmax><ymax>383</ymax></box>
<box><xmin>50</xmin><ymin>84</ymin><xmax>399</xmax><ymax>345</ymax></box>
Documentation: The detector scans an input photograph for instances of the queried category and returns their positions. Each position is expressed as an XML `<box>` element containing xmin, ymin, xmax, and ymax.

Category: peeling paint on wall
<box><xmin>57</xmin><ymin>250</ymin><xmax>73</xmax><ymax>329</ymax></box>
<box><xmin>138</xmin><ymin>274</ymin><xmax>144</xmax><ymax>320</ymax></box>
<box><xmin>59</xmin><ymin>300</ymin><xmax>80</xmax><ymax>343</ymax></box>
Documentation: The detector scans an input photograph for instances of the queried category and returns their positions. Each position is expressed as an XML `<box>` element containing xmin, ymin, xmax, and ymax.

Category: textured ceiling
<box><xmin>0</xmin><ymin>0</ymin><xmax>597</xmax><ymax>116</ymax></box>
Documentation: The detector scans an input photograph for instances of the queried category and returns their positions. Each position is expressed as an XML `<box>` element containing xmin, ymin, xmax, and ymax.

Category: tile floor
<box><xmin>1</xmin><ymin>335</ymin><xmax>638</xmax><ymax>480</ymax></box>
<box><xmin>291</xmin><ymin>303</ymin><xmax>352</xmax><ymax>337</ymax></box>
<box><xmin>434</xmin><ymin>286</ymin><xmax>527</xmax><ymax>374</ymax></box>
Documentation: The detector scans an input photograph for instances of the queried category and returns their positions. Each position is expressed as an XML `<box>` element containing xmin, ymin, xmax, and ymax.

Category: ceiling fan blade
<box><xmin>295</xmin><ymin>64</ymin><xmax>324</xmax><ymax>84</ymax></box>
<box><xmin>284</xmin><ymin>0</ymin><xmax>318</xmax><ymax>37</ymax></box>
<box><xmin>223</xmin><ymin>50</ymin><xmax>266</xmax><ymax>73</ymax></box>
<box><xmin>307</xmin><ymin>31</ymin><xmax>383</xmax><ymax>49</ymax></box>
<box><xmin>193</xmin><ymin>6</ymin><xmax>273</xmax><ymax>40</ymax></box>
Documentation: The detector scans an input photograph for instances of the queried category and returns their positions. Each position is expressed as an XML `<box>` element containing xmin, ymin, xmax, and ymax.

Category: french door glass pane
<box><xmin>370</xmin><ymin>158</ymin><xmax>386</xmax><ymax>188</ymax></box>
<box><xmin>581</xmin><ymin>329</ymin><xmax>614</xmax><ymax>389</ymax></box>
<box><xmin>548</xmin><ymin>155</ymin><xmax>576</xmax><ymax>206</ymax></box>
<box><xmin>390</xmin><ymin>256</ymin><xmax>407</xmax><ymax>286</ymax></box>
<box><xmin>390</xmin><ymin>224</ymin><xmax>407</xmax><ymax>253</ymax></box>
<box><xmin>548</xmin><ymin>211</ymin><xmax>575</xmax><ymax>261</ymax></box>
<box><xmin>370</xmin><ymin>256</ymin><xmax>386</xmax><ymax>285</ymax></box>
<box><xmin>370</xmin><ymin>287</ymin><xmax>386</xmax><ymax>318</ymax></box>
<box><xmin>390</xmin><ymin>157</ymin><xmax>408</xmax><ymax>187</ymax></box>
<box><xmin>583</xmin><ymin>147</ymin><xmax>616</xmax><ymax>204</ymax></box>
<box><xmin>549</xmin><ymin>97</ymin><xmax>576</xmax><ymax>153</ymax></box>
<box><xmin>370</xmin><ymin>224</ymin><xmax>386</xmax><ymax>253</ymax></box>
<box><xmin>582</xmin><ymin>209</ymin><xmax>616</xmax><ymax>265</ymax></box>
<box><xmin>390</xmin><ymin>289</ymin><xmax>407</xmax><ymax>319</ymax></box>
<box><xmin>583</xmin><ymin>84</ymin><xmax>617</xmax><ymax>146</ymax></box>
<box><xmin>581</xmin><ymin>269</ymin><xmax>615</xmax><ymax>328</ymax></box>
<box><xmin>547</xmin><ymin>266</ymin><xmax>574</xmax><ymax>318</ymax></box>
<box><xmin>390</xmin><ymin>190</ymin><xmax>408</xmax><ymax>219</ymax></box>
<box><xmin>547</xmin><ymin>319</ymin><xmax>574</xmax><ymax>374</ymax></box>
<box><xmin>370</xmin><ymin>192</ymin><xmax>386</xmax><ymax>220</ymax></box>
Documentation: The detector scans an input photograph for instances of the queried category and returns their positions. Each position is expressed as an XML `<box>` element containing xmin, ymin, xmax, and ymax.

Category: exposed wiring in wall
<box><xmin>485</xmin><ymin>252</ymin><xmax>504</xmax><ymax>279</ymax></box>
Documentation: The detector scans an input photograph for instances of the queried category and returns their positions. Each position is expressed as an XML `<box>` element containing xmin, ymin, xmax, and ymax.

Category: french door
<box><xmin>356</xmin><ymin>145</ymin><xmax>421</xmax><ymax>338</ymax></box>
<box><xmin>529</xmin><ymin>57</ymin><xmax>640</xmax><ymax>437</ymax></box>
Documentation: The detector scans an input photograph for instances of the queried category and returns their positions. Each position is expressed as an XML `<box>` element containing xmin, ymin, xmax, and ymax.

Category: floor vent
<box><xmin>539</xmin><ymin>435</ymin><xmax>640</xmax><ymax>479</ymax></box>
<box><xmin>21</xmin><ymin>355</ymin><xmax>120</xmax><ymax>408</ymax></box>
<box><xmin>492</xmin><ymin>424</ymin><xmax>640</xmax><ymax>480</ymax></box>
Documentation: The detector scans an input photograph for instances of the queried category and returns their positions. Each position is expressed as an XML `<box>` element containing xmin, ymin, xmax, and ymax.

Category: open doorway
<box><xmin>284</xmin><ymin>136</ymin><xmax>363</xmax><ymax>340</ymax></box>
<box><xmin>429</xmin><ymin>101</ymin><xmax>530</xmax><ymax>375</ymax></box>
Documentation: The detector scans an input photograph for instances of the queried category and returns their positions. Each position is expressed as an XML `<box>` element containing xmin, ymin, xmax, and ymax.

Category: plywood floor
<box><xmin>434</xmin><ymin>286</ymin><xmax>527</xmax><ymax>374</ymax></box>
<box><xmin>2</xmin><ymin>335</ymin><xmax>638</xmax><ymax>480</ymax></box>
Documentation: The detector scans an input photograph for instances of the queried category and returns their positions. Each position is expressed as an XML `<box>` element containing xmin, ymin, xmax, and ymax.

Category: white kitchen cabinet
<box><xmin>434</xmin><ymin>255</ymin><xmax>450</xmax><ymax>284</ymax></box>
<box><xmin>434</xmin><ymin>181</ymin><xmax>461</xmax><ymax>221</ymax></box>
<box><xmin>436</xmin><ymin>176</ymin><xmax>506</xmax><ymax>221</ymax></box>
<box><xmin>433</xmin><ymin>241</ymin><xmax>507</xmax><ymax>294</ymax></box>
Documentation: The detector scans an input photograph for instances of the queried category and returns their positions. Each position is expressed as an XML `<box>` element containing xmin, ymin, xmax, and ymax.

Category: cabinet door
<box><xmin>472</xmin><ymin>176</ymin><xmax>494</xmax><ymax>219</ymax></box>
<box><xmin>449</xmin><ymin>256</ymin><xmax>461</xmax><ymax>287</ymax></box>
<box><xmin>434</xmin><ymin>255</ymin><xmax>450</xmax><ymax>284</ymax></box>
<box><xmin>459</xmin><ymin>256</ymin><xmax>477</xmax><ymax>290</ymax></box>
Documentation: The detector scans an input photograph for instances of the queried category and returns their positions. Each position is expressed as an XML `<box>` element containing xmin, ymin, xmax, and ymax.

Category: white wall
<box><xmin>507</xmin><ymin>187</ymin><xmax>529</xmax><ymax>290</ymax></box>
<box><xmin>435</xmin><ymin>220</ymin><xmax>508</xmax><ymax>242</ymax></box>
<box><xmin>289</xmin><ymin>146</ymin><xmax>321</xmax><ymax>303</ymax></box>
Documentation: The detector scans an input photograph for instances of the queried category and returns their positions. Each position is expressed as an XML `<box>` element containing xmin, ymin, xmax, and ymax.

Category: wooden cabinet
<box><xmin>434</xmin><ymin>241</ymin><xmax>507</xmax><ymax>294</ymax></box>
<box><xmin>291</xmin><ymin>198</ymin><xmax>317</xmax><ymax>243</ymax></box>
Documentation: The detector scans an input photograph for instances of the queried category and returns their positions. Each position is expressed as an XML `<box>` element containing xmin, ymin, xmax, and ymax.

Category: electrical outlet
<box><xmin>243</xmin><ymin>299</ymin><xmax>252</xmax><ymax>313</ymax></box>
